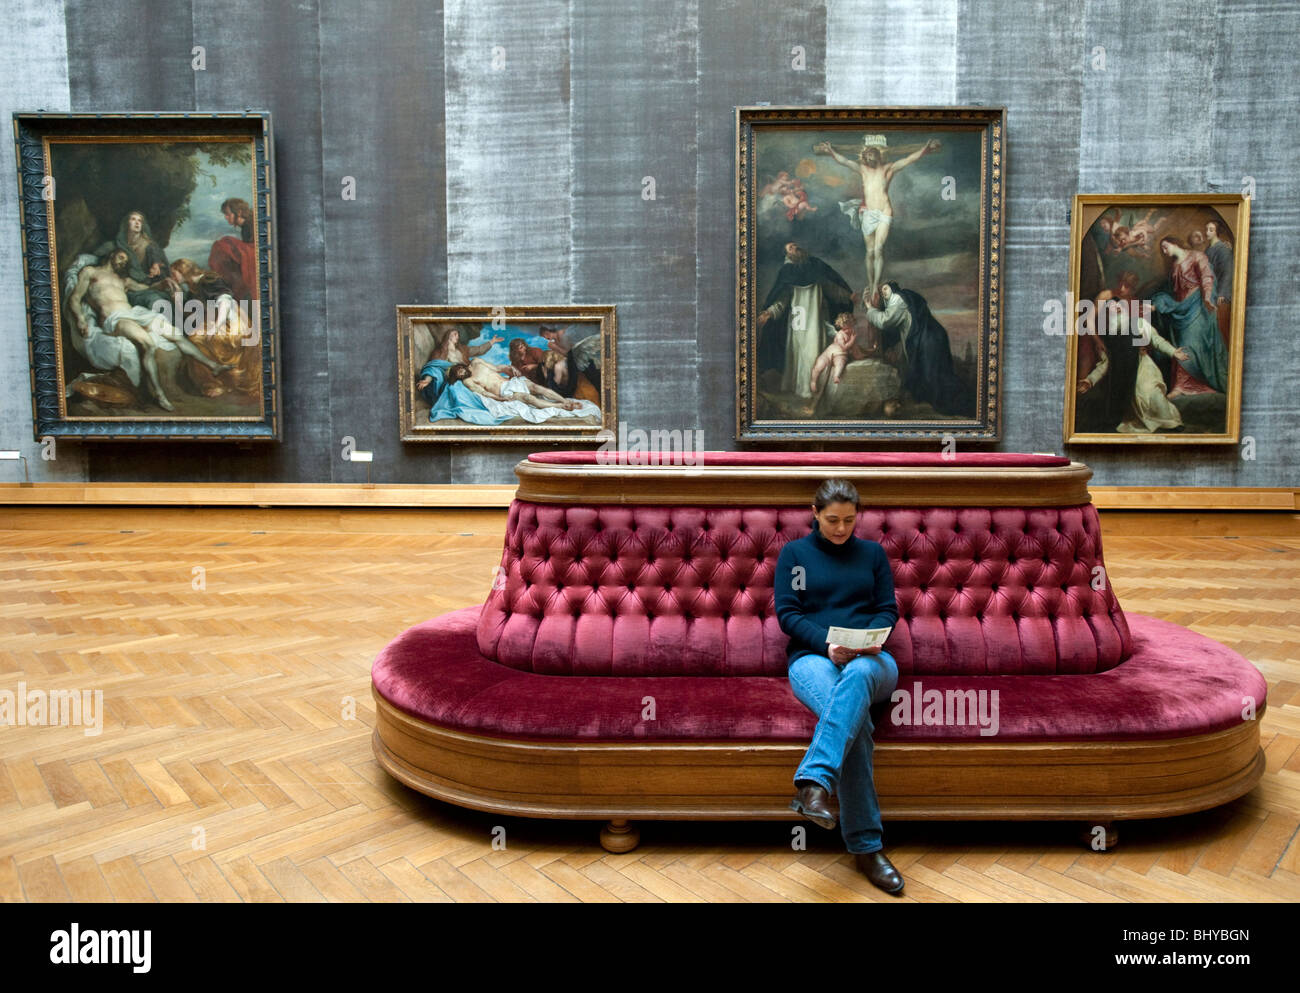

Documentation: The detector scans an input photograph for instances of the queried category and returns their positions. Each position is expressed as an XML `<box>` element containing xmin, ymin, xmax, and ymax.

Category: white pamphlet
<box><xmin>827</xmin><ymin>625</ymin><xmax>892</xmax><ymax>651</ymax></box>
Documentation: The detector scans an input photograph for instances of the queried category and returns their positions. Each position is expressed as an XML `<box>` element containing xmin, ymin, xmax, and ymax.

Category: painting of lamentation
<box><xmin>397</xmin><ymin>306</ymin><xmax>616</xmax><ymax>442</ymax></box>
<box><xmin>736</xmin><ymin>107</ymin><xmax>1005</xmax><ymax>441</ymax></box>
<box><xmin>14</xmin><ymin>113</ymin><xmax>280</xmax><ymax>440</ymax></box>
<box><xmin>1065</xmin><ymin>195</ymin><xmax>1249</xmax><ymax>444</ymax></box>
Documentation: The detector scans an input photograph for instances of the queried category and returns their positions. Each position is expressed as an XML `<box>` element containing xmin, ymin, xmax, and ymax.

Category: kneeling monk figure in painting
<box><xmin>864</xmin><ymin>281</ymin><xmax>973</xmax><ymax>418</ymax></box>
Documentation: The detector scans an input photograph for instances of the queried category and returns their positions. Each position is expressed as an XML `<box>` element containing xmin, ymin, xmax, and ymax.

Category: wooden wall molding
<box><xmin>0</xmin><ymin>481</ymin><xmax>1296</xmax><ymax>511</ymax></box>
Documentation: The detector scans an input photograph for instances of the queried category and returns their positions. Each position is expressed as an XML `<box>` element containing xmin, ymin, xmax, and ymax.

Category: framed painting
<box><xmin>735</xmin><ymin>105</ymin><xmax>1005</xmax><ymax>441</ymax></box>
<box><xmin>397</xmin><ymin>305</ymin><xmax>617</xmax><ymax>442</ymax></box>
<box><xmin>14</xmin><ymin>112</ymin><xmax>281</xmax><ymax>440</ymax></box>
<box><xmin>1063</xmin><ymin>194</ymin><xmax>1248</xmax><ymax>444</ymax></box>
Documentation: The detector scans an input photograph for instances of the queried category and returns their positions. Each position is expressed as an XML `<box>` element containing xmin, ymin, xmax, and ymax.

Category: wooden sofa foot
<box><xmin>600</xmin><ymin>818</ymin><xmax>640</xmax><ymax>853</ymax></box>
<box><xmin>1080</xmin><ymin>820</ymin><xmax>1119</xmax><ymax>851</ymax></box>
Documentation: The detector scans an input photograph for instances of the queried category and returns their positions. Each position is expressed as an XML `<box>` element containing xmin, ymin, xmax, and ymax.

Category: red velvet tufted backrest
<box><xmin>476</xmin><ymin>501</ymin><xmax>1133</xmax><ymax>677</ymax></box>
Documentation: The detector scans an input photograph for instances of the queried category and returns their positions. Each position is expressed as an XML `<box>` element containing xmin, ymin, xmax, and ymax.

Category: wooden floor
<box><xmin>1</xmin><ymin>505</ymin><xmax>1297</xmax><ymax>903</ymax></box>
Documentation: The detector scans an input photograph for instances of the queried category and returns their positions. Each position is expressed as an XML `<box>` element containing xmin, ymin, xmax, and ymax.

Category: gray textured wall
<box><xmin>2</xmin><ymin>0</ymin><xmax>1296</xmax><ymax>487</ymax></box>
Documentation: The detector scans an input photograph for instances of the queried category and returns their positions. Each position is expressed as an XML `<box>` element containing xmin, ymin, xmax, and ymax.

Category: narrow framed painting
<box><xmin>14</xmin><ymin>112</ymin><xmax>281</xmax><ymax>440</ymax></box>
<box><xmin>735</xmin><ymin>105</ymin><xmax>1005</xmax><ymax>442</ymax></box>
<box><xmin>1064</xmin><ymin>194</ymin><xmax>1248</xmax><ymax>444</ymax></box>
<box><xmin>398</xmin><ymin>305</ymin><xmax>617</xmax><ymax>443</ymax></box>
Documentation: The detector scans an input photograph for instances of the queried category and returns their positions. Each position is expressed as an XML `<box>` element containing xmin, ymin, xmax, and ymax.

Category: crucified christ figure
<box><xmin>813</xmin><ymin>135</ymin><xmax>941</xmax><ymax>302</ymax></box>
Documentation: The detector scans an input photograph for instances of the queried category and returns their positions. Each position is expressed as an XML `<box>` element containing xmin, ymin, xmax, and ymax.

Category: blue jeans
<box><xmin>788</xmin><ymin>651</ymin><xmax>899</xmax><ymax>854</ymax></box>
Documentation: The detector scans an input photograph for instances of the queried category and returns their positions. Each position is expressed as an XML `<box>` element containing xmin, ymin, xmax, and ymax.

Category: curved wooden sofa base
<box><xmin>373</xmin><ymin>687</ymin><xmax>1265</xmax><ymax>829</ymax></box>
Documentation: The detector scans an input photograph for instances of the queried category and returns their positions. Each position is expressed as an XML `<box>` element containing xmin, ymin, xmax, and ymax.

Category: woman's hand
<box><xmin>828</xmin><ymin>643</ymin><xmax>854</xmax><ymax>665</ymax></box>
<box><xmin>829</xmin><ymin>643</ymin><xmax>881</xmax><ymax>666</ymax></box>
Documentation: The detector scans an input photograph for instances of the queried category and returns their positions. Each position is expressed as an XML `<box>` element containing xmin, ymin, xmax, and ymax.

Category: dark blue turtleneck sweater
<box><xmin>773</xmin><ymin>527</ymin><xmax>899</xmax><ymax>665</ymax></box>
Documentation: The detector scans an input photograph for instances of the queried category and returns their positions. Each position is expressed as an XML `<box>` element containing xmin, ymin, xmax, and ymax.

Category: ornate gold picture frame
<box><xmin>397</xmin><ymin>305</ymin><xmax>617</xmax><ymax>443</ymax></box>
<box><xmin>1063</xmin><ymin>194</ymin><xmax>1249</xmax><ymax>444</ymax></box>
<box><xmin>736</xmin><ymin>106</ymin><xmax>1005</xmax><ymax>442</ymax></box>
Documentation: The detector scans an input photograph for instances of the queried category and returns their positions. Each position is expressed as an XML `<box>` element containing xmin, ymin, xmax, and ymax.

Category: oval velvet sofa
<box><xmin>371</xmin><ymin>451</ymin><xmax>1267</xmax><ymax>852</ymax></box>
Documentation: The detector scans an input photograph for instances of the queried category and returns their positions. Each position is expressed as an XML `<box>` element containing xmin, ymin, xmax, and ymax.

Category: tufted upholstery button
<box><xmin>628</xmin><ymin>584</ymin><xmax>635</xmax><ymax>591</ymax></box>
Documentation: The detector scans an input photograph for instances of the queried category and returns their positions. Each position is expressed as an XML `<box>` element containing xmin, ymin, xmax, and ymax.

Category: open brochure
<box><xmin>827</xmin><ymin>625</ymin><xmax>892</xmax><ymax>651</ymax></box>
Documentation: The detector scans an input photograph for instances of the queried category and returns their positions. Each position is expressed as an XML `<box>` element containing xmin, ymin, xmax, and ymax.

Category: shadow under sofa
<box><xmin>371</xmin><ymin>452</ymin><xmax>1267</xmax><ymax>853</ymax></box>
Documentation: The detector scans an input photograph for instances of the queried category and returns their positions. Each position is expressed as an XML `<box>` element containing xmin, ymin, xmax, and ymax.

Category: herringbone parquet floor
<box><xmin>1</xmin><ymin>506</ymin><xmax>1297</xmax><ymax>902</ymax></box>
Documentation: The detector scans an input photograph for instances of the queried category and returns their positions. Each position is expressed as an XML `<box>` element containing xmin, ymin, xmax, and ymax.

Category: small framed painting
<box><xmin>735</xmin><ymin>105</ymin><xmax>1006</xmax><ymax>441</ymax></box>
<box><xmin>397</xmin><ymin>305</ymin><xmax>617</xmax><ymax>442</ymax></box>
<box><xmin>1064</xmin><ymin>194</ymin><xmax>1249</xmax><ymax>444</ymax></box>
<box><xmin>14</xmin><ymin>112</ymin><xmax>281</xmax><ymax>440</ymax></box>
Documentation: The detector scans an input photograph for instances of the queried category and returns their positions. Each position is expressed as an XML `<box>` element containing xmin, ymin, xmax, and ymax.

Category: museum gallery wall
<box><xmin>1</xmin><ymin>1</ymin><xmax>1294</xmax><ymax>488</ymax></box>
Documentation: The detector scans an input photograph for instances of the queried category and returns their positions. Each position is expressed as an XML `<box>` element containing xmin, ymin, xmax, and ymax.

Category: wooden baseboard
<box><xmin>0</xmin><ymin>482</ymin><xmax>517</xmax><ymax>507</ymax></box>
<box><xmin>0</xmin><ymin>481</ymin><xmax>1295</xmax><ymax>512</ymax></box>
<box><xmin>1088</xmin><ymin>486</ymin><xmax>1298</xmax><ymax>511</ymax></box>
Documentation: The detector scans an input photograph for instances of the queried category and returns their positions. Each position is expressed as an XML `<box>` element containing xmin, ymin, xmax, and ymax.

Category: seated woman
<box><xmin>774</xmin><ymin>478</ymin><xmax>904</xmax><ymax>894</ymax></box>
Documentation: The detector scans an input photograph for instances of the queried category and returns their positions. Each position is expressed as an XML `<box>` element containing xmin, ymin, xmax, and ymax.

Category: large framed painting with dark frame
<box><xmin>14</xmin><ymin>112</ymin><xmax>280</xmax><ymax>441</ymax></box>
<box><xmin>1064</xmin><ymin>194</ymin><xmax>1248</xmax><ymax>444</ymax></box>
<box><xmin>735</xmin><ymin>105</ymin><xmax>1005</xmax><ymax>442</ymax></box>
<box><xmin>397</xmin><ymin>305</ymin><xmax>616</xmax><ymax>443</ymax></box>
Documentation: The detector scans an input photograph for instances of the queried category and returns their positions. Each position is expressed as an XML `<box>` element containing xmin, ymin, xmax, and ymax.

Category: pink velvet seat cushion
<box><xmin>373</xmin><ymin>606</ymin><xmax>1266</xmax><ymax>743</ymax></box>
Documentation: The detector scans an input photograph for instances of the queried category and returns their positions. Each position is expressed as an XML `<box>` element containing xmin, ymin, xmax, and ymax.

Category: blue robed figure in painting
<box><xmin>415</xmin><ymin>325</ymin><xmax>601</xmax><ymax>426</ymax></box>
<box><xmin>1150</xmin><ymin>236</ymin><xmax>1229</xmax><ymax>397</ymax></box>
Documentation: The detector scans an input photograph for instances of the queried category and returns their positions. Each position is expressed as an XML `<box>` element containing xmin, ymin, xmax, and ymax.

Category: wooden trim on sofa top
<box><xmin>513</xmin><ymin>459</ymin><xmax>1097</xmax><ymax>506</ymax></box>
<box><xmin>0</xmin><ymin>481</ymin><xmax>1296</xmax><ymax>512</ymax></box>
<box><xmin>372</xmin><ymin>687</ymin><xmax>1265</xmax><ymax>822</ymax></box>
